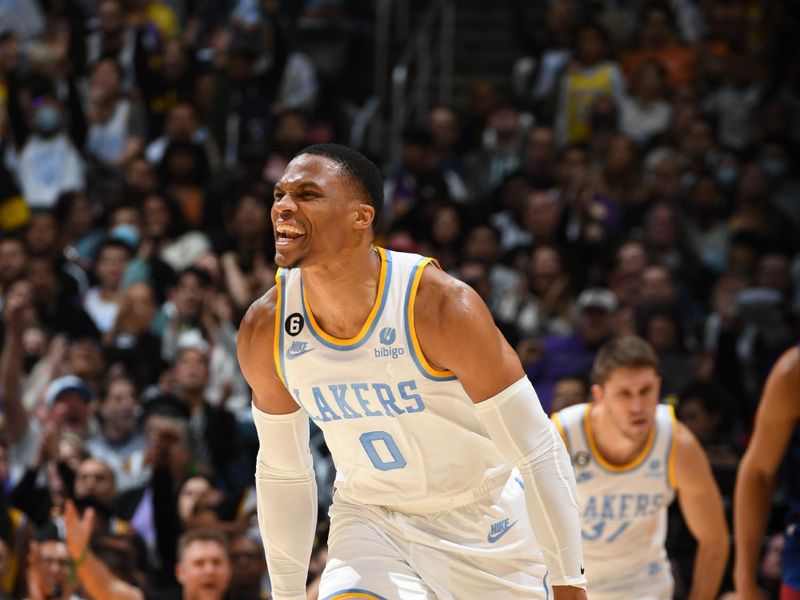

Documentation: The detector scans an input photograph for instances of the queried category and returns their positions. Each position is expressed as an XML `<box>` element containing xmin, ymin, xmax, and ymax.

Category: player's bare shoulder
<box><xmin>414</xmin><ymin>263</ymin><xmax>484</xmax><ymax>330</ymax></box>
<box><xmin>237</xmin><ymin>285</ymin><xmax>280</xmax><ymax>379</ymax></box>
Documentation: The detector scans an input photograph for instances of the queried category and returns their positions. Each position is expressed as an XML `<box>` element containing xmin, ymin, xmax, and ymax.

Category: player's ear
<box><xmin>590</xmin><ymin>383</ymin><xmax>603</xmax><ymax>403</ymax></box>
<box><xmin>353</xmin><ymin>203</ymin><xmax>375</xmax><ymax>230</ymax></box>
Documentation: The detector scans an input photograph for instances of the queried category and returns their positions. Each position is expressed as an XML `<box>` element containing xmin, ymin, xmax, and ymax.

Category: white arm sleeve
<box><xmin>252</xmin><ymin>404</ymin><xmax>318</xmax><ymax>600</ymax></box>
<box><xmin>475</xmin><ymin>376</ymin><xmax>587</xmax><ymax>589</ymax></box>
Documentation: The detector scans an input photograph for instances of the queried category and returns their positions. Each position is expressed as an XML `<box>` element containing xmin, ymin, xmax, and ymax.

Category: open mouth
<box><xmin>275</xmin><ymin>222</ymin><xmax>306</xmax><ymax>245</ymax></box>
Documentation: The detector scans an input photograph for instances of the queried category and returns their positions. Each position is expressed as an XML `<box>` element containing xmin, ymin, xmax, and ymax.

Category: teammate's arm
<box><xmin>237</xmin><ymin>288</ymin><xmax>317</xmax><ymax>600</ymax></box>
<box><xmin>733</xmin><ymin>346</ymin><xmax>800</xmax><ymax>600</ymax></box>
<box><xmin>674</xmin><ymin>421</ymin><xmax>730</xmax><ymax>600</ymax></box>
<box><xmin>416</xmin><ymin>267</ymin><xmax>587</xmax><ymax>600</ymax></box>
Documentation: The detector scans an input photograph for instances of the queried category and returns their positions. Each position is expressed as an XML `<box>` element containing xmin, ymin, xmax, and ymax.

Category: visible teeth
<box><xmin>276</xmin><ymin>223</ymin><xmax>306</xmax><ymax>237</ymax></box>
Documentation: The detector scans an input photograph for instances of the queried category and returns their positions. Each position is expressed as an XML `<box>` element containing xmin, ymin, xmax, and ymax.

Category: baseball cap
<box><xmin>577</xmin><ymin>288</ymin><xmax>618</xmax><ymax>312</ymax></box>
<box><xmin>44</xmin><ymin>375</ymin><xmax>94</xmax><ymax>408</ymax></box>
<box><xmin>175</xmin><ymin>329</ymin><xmax>210</xmax><ymax>358</ymax></box>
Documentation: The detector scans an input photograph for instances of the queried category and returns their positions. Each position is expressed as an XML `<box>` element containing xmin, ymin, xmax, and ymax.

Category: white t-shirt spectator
<box><xmin>83</xmin><ymin>287</ymin><xmax>120</xmax><ymax>333</ymax></box>
<box><xmin>620</xmin><ymin>96</ymin><xmax>672</xmax><ymax>146</ymax></box>
<box><xmin>17</xmin><ymin>133</ymin><xmax>85</xmax><ymax>208</ymax></box>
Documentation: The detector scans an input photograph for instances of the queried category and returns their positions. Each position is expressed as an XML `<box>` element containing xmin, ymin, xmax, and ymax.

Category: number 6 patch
<box><xmin>285</xmin><ymin>313</ymin><xmax>305</xmax><ymax>336</ymax></box>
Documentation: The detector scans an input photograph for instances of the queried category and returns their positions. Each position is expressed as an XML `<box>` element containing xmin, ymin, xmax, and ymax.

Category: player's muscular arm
<box><xmin>734</xmin><ymin>347</ymin><xmax>800</xmax><ymax>600</ymax></box>
<box><xmin>238</xmin><ymin>288</ymin><xmax>317</xmax><ymax>600</ymax></box>
<box><xmin>414</xmin><ymin>266</ymin><xmax>524</xmax><ymax>398</ymax></box>
<box><xmin>416</xmin><ymin>267</ymin><xmax>587</xmax><ymax>600</ymax></box>
<box><xmin>674</xmin><ymin>422</ymin><xmax>730</xmax><ymax>600</ymax></box>
<box><xmin>238</xmin><ymin>287</ymin><xmax>300</xmax><ymax>414</ymax></box>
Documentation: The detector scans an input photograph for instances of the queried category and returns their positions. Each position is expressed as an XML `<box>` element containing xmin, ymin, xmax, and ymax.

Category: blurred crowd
<box><xmin>0</xmin><ymin>0</ymin><xmax>797</xmax><ymax>598</ymax></box>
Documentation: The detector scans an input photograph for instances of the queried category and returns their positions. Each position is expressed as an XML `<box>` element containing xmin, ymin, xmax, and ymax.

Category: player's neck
<box><xmin>301</xmin><ymin>245</ymin><xmax>382</xmax><ymax>339</ymax></box>
<box><xmin>589</xmin><ymin>403</ymin><xmax>651</xmax><ymax>466</ymax></box>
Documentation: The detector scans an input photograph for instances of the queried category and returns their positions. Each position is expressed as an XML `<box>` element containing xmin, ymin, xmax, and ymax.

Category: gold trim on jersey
<box><xmin>583</xmin><ymin>404</ymin><xmax>657</xmax><ymax>472</ymax></box>
<box><xmin>407</xmin><ymin>258</ymin><xmax>456</xmax><ymax>379</ymax></box>
<box><xmin>302</xmin><ymin>247</ymin><xmax>389</xmax><ymax>347</ymax></box>
<box><xmin>552</xmin><ymin>413</ymin><xmax>569</xmax><ymax>451</ymax></box>
<box><xmin>274</xmin><ymin>268</ymin><xmax>286</xmax><ymax>386</ymax></box>
<box><xmin>667</xmin><ymin>404</ymin><xmax>678</xmax><ymax>489</ymax></box>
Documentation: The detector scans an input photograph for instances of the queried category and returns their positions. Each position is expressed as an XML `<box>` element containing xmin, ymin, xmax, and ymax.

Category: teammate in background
<box><xmin>237</xmin><ymin>144</ymin><xmax>588</xmax><ymax>599</ymax></box>
<box><xmin>734</xmin><ymin>345</ymin><xmax>800</xmax><ymax>600</ymax></box>
<box><xmin>552</xmin><ymin>336</ymin><xmax>729</xmax><ymax>600</ymax></box>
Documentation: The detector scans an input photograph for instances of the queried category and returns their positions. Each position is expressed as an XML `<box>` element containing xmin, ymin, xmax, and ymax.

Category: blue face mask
<box><xmin>761</xmin><ymin>159</ymin><xmax>786</xmax><ymax>178</ymax></box>
<box><xmin>110</xmin><ymin>224</ymin><xmax>140</xmax><ymax>249</ymax></box>
<box><xmin>715</xmin><ymin>165</ymin><xmax>738</xmax><ymax>186</ymax></box>
<box><xmin>33</xmin><ymin>106</ymin><xmax>63</xmax><ymax>135</ymax></box>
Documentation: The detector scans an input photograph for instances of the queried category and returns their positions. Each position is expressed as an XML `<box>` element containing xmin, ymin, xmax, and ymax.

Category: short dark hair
<box><xmin>591</xmin><ymin>336</ymin><xmax>659</xmax><ymax>385</ymax></box>
<box><xmin>296</xmin><ymin>143</ymin><xmax>384</xmax><ymax>229</ymax></box>
<box><xmin>95</xmin><ymin>237</ymin><xmax>133</xmax><ymax>263</ymax></box>
<box><xmin>177</xmin><ymin>528</ymin><xmax>229</xmax><ymax>561</ymax></box>
<box><xmin>176</xmin><ymin>266</ymin><xmax>211</xmax><ymax>288</ymax></box>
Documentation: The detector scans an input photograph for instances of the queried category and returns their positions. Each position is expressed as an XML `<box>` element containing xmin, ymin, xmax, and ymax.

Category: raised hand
<box><xmin>63</xmin><ymin>499</ymin><xmax>95</xmax><ymax>562</ymax></box>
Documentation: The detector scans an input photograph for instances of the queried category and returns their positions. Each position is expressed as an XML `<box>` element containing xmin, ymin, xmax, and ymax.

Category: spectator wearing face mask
<box><xmin>16</xmin><ymin>96</ymin><xmax>85</xmax><ymax>208</ymax></box>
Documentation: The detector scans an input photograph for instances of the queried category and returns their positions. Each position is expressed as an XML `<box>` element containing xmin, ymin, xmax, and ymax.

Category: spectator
<box><xmin>685</xmin><ymin>174</ymin><xmax>730</xmax><ymax>275</ymax></box>
<box><xmin>105</xmin><ymin>283</ymin><xmax>166</xmax><ymax>385</ymax></box>
<box><xmin>167</xmin><ymin>339</ymin><xmax>243</xmax><ymax>488</ymax></box>
<box><xmin>65</xmin><ymin>501</ymin><xmax>233</xmax><ymax>600</ymax></box>
<box><xmin>85</xmin><ymin>0</ymin><xmax>138</xmax><ymax>87</ymax></box>
<box><xmin>219</xmin><ymin>190</ymin><xmax>273</xmax><ymax>312</ymax></box>
<box><xmin>554</xmin><ymin>22</ymin><xmax>625</xmax><ymax>145</ymax></box>
<box><xmin>521</xmin><ymin>125</ymin><xmax>557</xmax><ymax>188</ymax></box>
<box><xmin>16</xmin><ymin>96</ymin><xmax>85</xmax><ymax>209</ymax></box>
<box><xmin>524</xmin><ymin>287</ymin><xmax>618</xmax><ymax>412</ymax></box>
<box><xmin>0</xmin><ymin>238</ymin><xmax>28</xmax><ymax>302</ymax></box>
<box><xmin>228</xmin><ymin>532</ymin><xmax>268</xmax><ymax>600</ymax></box>
<box><xmin>158</xmin><ymin>141</ymin><xmax>210</xmax><ymax>230</ymax></box>
<box><xmin>549</xmin><ymin>375</ymin><xmax>588</xmax><ymax>415</ymax></box>
<box><xmin>144</xmin><ymin>102</ymin><xmax>218</xmax><ymax>171</ymax></box>
<box><xmin>702</xmin><ymin>52</ymin><xmax>762</xmax><ymax>152</ymax></box>
<box><xmin>83</xmin><ymin>238</ymin><xmax>133</xmax><ymax>334</ymax></box>
<box><xmin>504</xmin><ymin>244</ymin><xmax>574</xmax><ymax>341</ymax></box>
<box><xmin>140</xmin><ymin>193</ymin><xmax>210</xmax><ymax>273</ymax></box>
<box><xmin>621</xmin><ymin>2</ymin><xmax>697</xmax><ymax>89</ymax></box>
<box><xmin>85</xmin><ymin>57</ymin><xmax>146</xmax><ymax>172</ymax></box>
<box><xmin>464</xmin><ymin>100</ymin><xmax>527</xmax><ymax>199</ymax></box>
<box><xmin>85</xmin><ymin>376</ymin><xmax>148</xmax><ymax>492</ymax></box>
<box><xmin>676</xmin><ymin>379</ymin><xmax>740</xmax><ymax>487</ymax></box>
<box><xmin>620</xmin><ymin>59</ymin><xmax>672</xmax><ymax>147</ymax></box>
<box><xmin>25</xmin><ymin>533</ymin><xmax>77</xmax><ymax>600</ymax></box>
<box><xmin>383</xmin><ymin>128</ymin><xmax>450</xmax><ymax>228</ymax></box>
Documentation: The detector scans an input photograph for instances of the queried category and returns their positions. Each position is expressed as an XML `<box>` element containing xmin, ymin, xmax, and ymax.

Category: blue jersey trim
<box><xmin>321</xmin><ymin>588</ymin><xmax>391</xmax><ymax>600</ymax></box>
<box><xmin>300</xmin><ymin>250</ymin><xmax>393</xmax><ymax>351</ymax></box>
<box><xmin>664</xmin><ymin>413</ymin><xmax>674</xmax><ymax>490</ymax></box>
<box><xmin>403</xmin><ymin>258</ymin><xmax>457</xmax><ymax>382</ymax></box>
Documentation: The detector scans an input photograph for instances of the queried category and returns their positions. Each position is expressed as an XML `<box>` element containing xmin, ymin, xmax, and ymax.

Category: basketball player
<box><xmin>237</xmin><ymin>144</ymin><xmax>588</xmax><ymax>599</ymax></box>
<box><xmin>734</xmin><ymin>344</ymin><xmax>800</xmax><ymax>600</ymax></box>
<box><xmin>552</xmin><ymin>336</ymin><xmax>729</xmax><ymax>600</ymax></box>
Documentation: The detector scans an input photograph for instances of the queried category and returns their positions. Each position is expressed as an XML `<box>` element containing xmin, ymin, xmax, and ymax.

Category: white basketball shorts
<box><xmin>318</xmin><ymin>470</ymin><xmax>551</xmax><ymax>599</ymax></box>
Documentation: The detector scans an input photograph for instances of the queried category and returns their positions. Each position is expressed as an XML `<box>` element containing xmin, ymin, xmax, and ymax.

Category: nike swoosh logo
<box><xmin>581</xmin><ymin>565</ymin><xmax>585</xmax><ymax>575</ymax></box>
<box><xmin>287</xmin><ymin>348</ymin><xmax>314</xmax><ymax>359</ymax></box>
<box><xmin>487</xmin><ymin>520</ymin><xmax>517</xmax><ymax>543</ymax></box>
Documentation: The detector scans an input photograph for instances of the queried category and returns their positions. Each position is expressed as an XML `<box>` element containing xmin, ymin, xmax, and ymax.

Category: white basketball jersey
<box><xmin>553</xmin><ymin>403</ymin><xmax>677</xmax><ymax>598</ymax></box>
<box><xmin>274</xmin><ymin>248</ymin><xmax>511</xmax><ymax>514</ymax></box>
